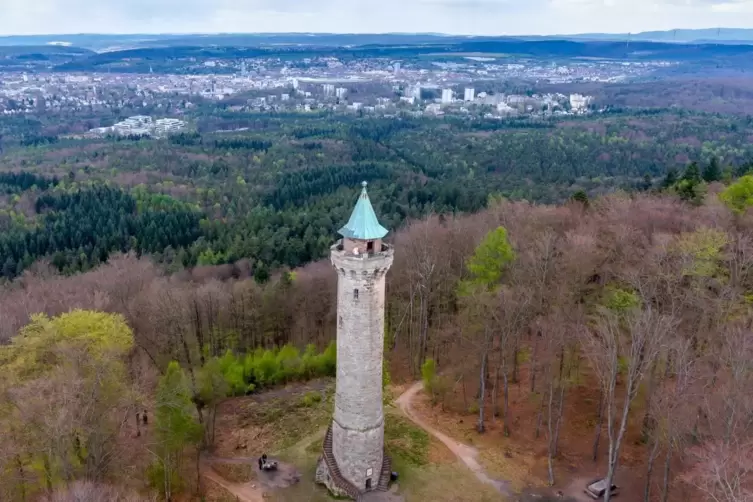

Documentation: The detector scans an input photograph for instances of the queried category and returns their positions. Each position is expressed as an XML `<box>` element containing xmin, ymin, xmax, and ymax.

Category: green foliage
<box><xmin>4</xmin><ymin>310</ymin><xmax>133</xmax><ymax>378</ymax></box>
<box><xmin>702</xmin><ymin>158</ymin><xmax>722</xmax><ymax>183</ymax></box>
<box><xmin>720</xmin><ymin>175</ymin><xmax>753</xmax><ymax>214</ymax></box>
<box><xmin>662</xmin><ymin>168</ymin><xmax>678</xmax><ymax>189</ymax></box>
<box><xmin>207</xmin><ymin>342</ymin><xmax>337</xmax><ymax>397</ymax></box>
<box><xmin>667</xmin><ymin>162</ymin><xmax>708</xmax><ymax>204</ymax></box>
<box><xmin>298</xmin><ymin>391</ymin><xmax>323</xmax><ymax>407</ymax></box>
<box><xmin>0</xmin><ymin>185</ymin><xmax>201</xmax><ymax>279</ymax></box>
<box><xmin>675</xmin><ymin>228</ymin><xmax>729</xmax><ymax>278</ymax></box>
<box><xmin>603</xmin><ymin>286</ymin><xmax>640</xmax><ymax>312</ymax></box>
<box><xmin>0</xmin><ymin>311</ymin><xmax>135</xmax><ymax>496</ymax></box>
<box><xmin>5</xmin><ymin>110</ymin><xmax>753</xmax><ymax>282</ymax></box>
<box><xmin>152</xmin><ymin>362</ymin><xmax>202</xmax><ymax>498</ymax></box>
<box><xmin>465</xmin><ymin>226</ymin><xmax>515</xmax><ymax>289</ymax></box>
<box><xmin>217</xmin><ymin>350</ymin><xmax>246</xmax><ymax>396</ymax></box>
<box><xmin>421</xmin><ymin>358</ymin><xmax>437</xmax><ymax>395</ymax></box>
<box><xmin>570</xmin><ymin>190</ymin><xmax>589</xmax><ymax>206</ymax></box>
<box><xmin>156</xmin><ymin>362</ymin><xmax>202</xmax><ymax>450</ymax></box>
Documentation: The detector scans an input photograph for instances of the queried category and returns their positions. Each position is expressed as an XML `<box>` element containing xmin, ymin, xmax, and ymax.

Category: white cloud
<box><xmin>0</xmin><ymin>0</ymin><xmax>751</xmax><ymax>36</ymax></box>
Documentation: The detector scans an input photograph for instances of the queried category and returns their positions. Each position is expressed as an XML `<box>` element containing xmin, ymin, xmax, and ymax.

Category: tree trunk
<box><xmin>461</xmin><ymin>374</ymin><xmax>468</xmax><ymax>410</ymax></box>
<box><xmin>644</xmin><ymin>435</ymin><xmax>661</xmax><ymax>502</ymax></box>
<box><xmin>604</xmin><ymin>375</ymin><xmax>636</xmax><ymax>502</ymax></box>
<box><xmin>530</xmin><ymin>333</ymin><xmax>539</xmax><ymax>393</ymax></box>
<box><xmin>194</xmin><ymin>299</ymin><xmax>205</xmax><ymax>366</ymax></box>
<box><xmin>492</xmin><ymin>366</ymin><xmax>500</xmax><ymax>420</ymax></box>
<box><xmin>547</xmin><ymin>377</ymin><xmax>556</xmax><ymax>486</ymax></box>
<box><xmin>43</xmin><ymin>454</ymin><xmax>53</xmax><ymax>494</ymax></box>
<box><xmin>553</xmin><ymin>382</ymin><xmax>566</xmax><ymax>457</ymax></box>
<box><xmin>502</xmin><ymin>368</ymin><xmax>511</xmax><ymax>436</ymax></box>
<box><xmin>196</xmin><ymin>448</ymin><xmax>202</xmax><ymax>496</ymax></box>
<box><xmin>641</xmin><ymin>362</ymin><xmax>658</xmax><ymax>444</ymax></box>
<box><xmin>164</xmin><ymin>453</ymin><xmax>171</xmax><ymax>501</ymax></box>
<box><xmin>661</xmin><ymin>446</ymin><xmax>672</xmax><ymax>502</ymax></box>
<box><xmin>592</xmin><ymin>389</ymin><xmax>604</xmax><ymax>462</ymax></box>
<box><xmin>477</xmin><ymin>351</ymin><xmax>486</xmax><ymax>433</ymax></box>
<box><xmin>535</xmin><ymin>393</ymin><xmax>544</xmax><ymax>439</ymax></box>
<box><xmin>15</xmin><ymin>455</ymin><xmax>26</xmax><ymax>502</ymax></box>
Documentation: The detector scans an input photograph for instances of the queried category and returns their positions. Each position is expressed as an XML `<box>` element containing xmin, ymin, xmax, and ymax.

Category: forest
<box><xmin>1</xmin><ymin>100</ymin><xmax>753</xmax><ymax>501</ymax></box>
<box><xmin>2</xmin><ymin>173</ymin><xmax>753</xmax><ymax>501</ymax></box>
<box><xmin>1</xmin><ymin>109</ymin><xmax>753</xmax><ymax>279</ymax></box>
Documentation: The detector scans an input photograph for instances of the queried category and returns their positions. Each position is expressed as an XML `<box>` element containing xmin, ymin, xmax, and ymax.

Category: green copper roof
<box><xmin>338</xmin><ymin>182</ymin><xmax>389</xmax><ymax>240</ymax></box>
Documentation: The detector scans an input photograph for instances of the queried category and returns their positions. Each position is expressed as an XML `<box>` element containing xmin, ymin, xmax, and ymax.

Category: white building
<box><xmin>464</xmin><ymin>88</ymin><xmax>475</xmax><ymax>102</ymax></box>
<box><xmin>89</xmin><ymin>115</ymin><xmax>186</xmax><ymax>138</ymax></box>
<box><xmin>281</xmin><ymin>93</ymin><xmax>290</xmax><ymax>101</ymax></box>
<box><xmin>393</xmin><ymin>62</ymin><xmax>401</xmax><ymax>75</ymax></box>
<box><xmin>323</xmin><ymin>84</ymin><xmax>336</xmax><ymax>97</ymax></box>
<box><xmin>570</xmin><ymin>93</ymin><xmax>593</xmax><ymax>111</ymax></box>
<box><xmin>496</xmin><ymin>102</ymin><xmax>515</xmax><ymax>114</ymax></box>
<box><xmin>335</xmin><ymin>87</ymin><xmax>348</xmax><ymax>99</ymax></box>
<box><xmin>441</xmin><ymin>88</ymin><xmax>453</xmax><ymax>104</ymax></box>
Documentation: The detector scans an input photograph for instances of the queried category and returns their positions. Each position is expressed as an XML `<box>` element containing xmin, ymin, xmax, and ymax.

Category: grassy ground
<box><xmin>212</xmin><ymin>382</ymin><xmax>509</xmax><ymax>502</ymax></box>
<box><xmin>212</xmin><ymin>379</ymin><xmax>334</xmax><ymax>458</ymax></box>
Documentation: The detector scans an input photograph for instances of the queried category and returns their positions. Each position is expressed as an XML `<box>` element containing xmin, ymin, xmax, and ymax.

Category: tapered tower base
<box><xmin>314</xmin><ymin>425</ymin><xmax>393</xmax><ymax>499</ymax></box>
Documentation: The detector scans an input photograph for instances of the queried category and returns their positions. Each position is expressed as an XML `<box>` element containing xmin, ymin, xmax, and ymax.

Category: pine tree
<box><xmin>662</xmin><ymin>168</ymin><xmax>678</xmax><ymax>189</ymax></box>
<box><xmin>702</xmin><ymin>158</ymin><xmax>721</xmax><ymax>183</ymax></box>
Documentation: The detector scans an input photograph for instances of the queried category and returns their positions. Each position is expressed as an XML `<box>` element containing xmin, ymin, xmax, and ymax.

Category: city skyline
<box><xmin>1</xmin><ymin>0</ymin><xmax>752</xmax><ymax>38</ymax></box>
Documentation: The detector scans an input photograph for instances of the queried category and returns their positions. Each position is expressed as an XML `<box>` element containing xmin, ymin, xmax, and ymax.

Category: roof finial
<box><xmin>362</xmin><ymin>180</ymin><xmax>368</xmax><ymax>188</ymax></box>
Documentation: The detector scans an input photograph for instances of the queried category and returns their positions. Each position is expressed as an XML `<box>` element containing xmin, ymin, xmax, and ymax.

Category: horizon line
<box><xmin>0</xmin><ymin>27</ymin><xmax>745</xmax><ymax>39</ymax></box>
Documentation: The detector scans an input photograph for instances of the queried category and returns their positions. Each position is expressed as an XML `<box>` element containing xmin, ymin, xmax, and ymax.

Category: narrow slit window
<box><xmin>353</xmin><ymin>289</ymin><xmax>359</xmax><ymax>300</ymax></box>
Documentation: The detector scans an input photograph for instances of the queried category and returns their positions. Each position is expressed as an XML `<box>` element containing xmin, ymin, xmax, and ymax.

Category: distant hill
<box><xmin>562</xmin><ymin>28</ymin><xmax>753</xmax><ymax>44</ymax></box>
<box><xmin>2</xmin><ymin>30</ymin><xmax>753</xmax><ymax>52</ymax></box>
<box><xmin>2</xmin><ymin>31</ymin><xmax>753</xmax><ymax>72</ymax></box>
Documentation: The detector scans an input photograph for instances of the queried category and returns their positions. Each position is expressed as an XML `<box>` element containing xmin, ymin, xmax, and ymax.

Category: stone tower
<box><xmin>316</xmin><ymin>182</ymin><xmax>394</xmax><ymax>498</ymax></box>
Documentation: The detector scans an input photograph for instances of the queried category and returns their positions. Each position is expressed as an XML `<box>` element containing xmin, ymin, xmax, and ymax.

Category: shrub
<box><xmin>421</xmin><ymin>358</ymin><xmax>436</xmax><ymax>395</ymax></box>
<box><xmin>254</xmin><ymin>349</ymin><xmax>279</xmax><ymax>387</ymax></box>
<box><xmin>299</xmin><ymin>391</ymin><xmax>323</xmax><ymax>407</ymax></box>
<box><xmin>301</xmin><ymin>344</ymin><xmax>319</xmax><ymax>378</ymax></box>
<box><xmin>277</xmin><ymin>344</ymin><xmax>302</xmax><ymax>381</ymax></box>
<box><xmin>319</xmin><ymin>340</ymin><xmax>337</xmax><ymax>376</ymax></box>
<box><xmin>218</xmin><ymin>350</ymin><xmax>245</xmax><ymax>395</ymax></box>
<box><xmin>206</xmin><ymin>341</ymin><xmax>337</xmax><ymax>395</ymax></box>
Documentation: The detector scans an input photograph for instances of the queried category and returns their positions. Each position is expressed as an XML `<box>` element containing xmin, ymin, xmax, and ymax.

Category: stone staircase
<box><xmin>322</xmin><ymin>425</ymin><xmax>363</xmax><ymax>500</ymax></box>
<box><xmin>377</xmin><ymin>453</ymin><xmax>392</xmax><ymax>491</ymax></box>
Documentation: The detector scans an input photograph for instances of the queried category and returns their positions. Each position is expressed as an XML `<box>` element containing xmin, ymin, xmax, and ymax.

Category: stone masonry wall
<box><xmin>330</xmin><ymin>244</ymin><xmax>393</xmax><ymax>491</ymax></box>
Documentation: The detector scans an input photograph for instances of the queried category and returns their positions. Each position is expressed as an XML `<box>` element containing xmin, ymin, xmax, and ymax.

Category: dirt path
<box><xmin>395</xmin><ymin>381</ymin><xmax>513</xmax><ymax>497</ymax></box>
<box><xmin>200</xmin><ymin>460</ymin><xmax>264</xmax><ymax>502</ymax></box>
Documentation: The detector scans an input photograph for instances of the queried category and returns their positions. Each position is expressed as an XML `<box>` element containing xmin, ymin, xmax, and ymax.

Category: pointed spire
<box><xmin>338</xmin><ymin>182</ymin><xmax>389</xmax><ymax>240</ymax></box>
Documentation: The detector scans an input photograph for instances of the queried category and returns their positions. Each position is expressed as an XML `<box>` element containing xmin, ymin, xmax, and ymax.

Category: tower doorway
<box><xmin>366</xmin><ymin>478</ymin><xmax>372</xmax><ymax>490</ymax></box>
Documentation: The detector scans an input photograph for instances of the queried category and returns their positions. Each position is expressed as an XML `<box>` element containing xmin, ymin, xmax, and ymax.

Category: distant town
<box><xmin>0</xmin><ymin>55</ymin><xmax>675</xmax><ymax>136</ymax></box>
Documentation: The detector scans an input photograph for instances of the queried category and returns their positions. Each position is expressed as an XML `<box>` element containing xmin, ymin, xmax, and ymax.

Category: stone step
<box><xmin>377</xmin><ymin>455</ymin><xmax>392</xmax><ymax>491</ymax></box>
<box><xmin>321</xmin><ymin>424</ymin><xmax>361</xmax><ymax>500</ymax></box>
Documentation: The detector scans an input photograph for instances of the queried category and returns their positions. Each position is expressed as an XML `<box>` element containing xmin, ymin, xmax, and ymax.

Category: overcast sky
<box><xmin>1</xmin><ymin>0</ymin><xmax>752</xmax><ymax>36</ymax></box>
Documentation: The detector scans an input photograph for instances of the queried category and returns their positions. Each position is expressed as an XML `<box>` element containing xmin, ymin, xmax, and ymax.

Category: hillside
<box><xmin>1</xmin><ymin>184</ymin><xmax>753</xmax><ymax>501</ymax></box>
